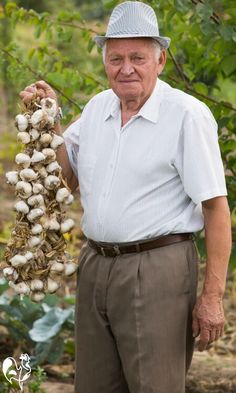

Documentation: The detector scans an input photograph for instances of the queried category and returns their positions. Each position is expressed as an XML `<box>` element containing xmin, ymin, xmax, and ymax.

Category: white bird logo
<box><xmin>2</xmin><ymin>353</ymin><xmax>31</xmax><ymax>391</ymax></box>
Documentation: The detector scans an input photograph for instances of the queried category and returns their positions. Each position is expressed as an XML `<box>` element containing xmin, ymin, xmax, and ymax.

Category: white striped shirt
<box><xmin>63</xmin><ymin>79</ymin><xmax>227</xmax><ymax>242</ymax></box>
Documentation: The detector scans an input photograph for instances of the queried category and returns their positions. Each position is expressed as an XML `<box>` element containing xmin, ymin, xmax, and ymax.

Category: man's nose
<box><xmin>120</xmin><ymin>60</ymin><xmax>134</xmax><ymax>75</ymax></box>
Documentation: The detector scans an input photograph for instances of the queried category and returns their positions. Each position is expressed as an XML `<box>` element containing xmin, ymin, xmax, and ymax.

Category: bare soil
<box><xmin>40</xmin><ymin>352</ymin><xmax>236</xmax><ymax>393</ymax></box>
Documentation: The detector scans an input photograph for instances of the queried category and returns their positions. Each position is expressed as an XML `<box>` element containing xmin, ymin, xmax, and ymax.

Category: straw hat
<box><xmin>94</xmin><ymin>1</ymin><xmax>171</xmax><ymax>49</ymax></box>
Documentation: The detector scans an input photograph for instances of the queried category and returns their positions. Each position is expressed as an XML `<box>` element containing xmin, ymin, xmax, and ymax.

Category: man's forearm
<box><xmin>202</xmin><ymin>196</ymin><xmax>232</xmax><ymax>298</ymax></box>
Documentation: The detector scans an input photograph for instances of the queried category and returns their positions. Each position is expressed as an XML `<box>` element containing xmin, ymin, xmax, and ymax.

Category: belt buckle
<box><xmin>113</xmin><ymin>245</ymin><xmax>121</xmax><ymax>256</ymax></box>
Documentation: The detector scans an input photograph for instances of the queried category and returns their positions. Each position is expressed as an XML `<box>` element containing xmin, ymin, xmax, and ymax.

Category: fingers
<box><xmin>209</xmin><ymin>328</ymin><xmax>217</xmax><ymax>343</ymax></box>
<box><xmin>198</xmin><ymin>327</ymin><xmax>210</xmax><ymax>351</ymax></box>
<box><xmin>197</xmin><ymin>322</ymin><xmax>224</xmax><ymax>351</ymax></box>
<box><xmin>35</xmin><ymin>80</ymin><xmax>49</xmax><ymax>88</ymax></box>
<box><xmin>192</xmin><ymin>316</ymin><xmax>200</xmax><ymax>338</ymax></box>
<box><xmin>19</xmin><ymin>80</ymin><xmax>57</xmax><ymax>104</ymax></box>
<box><xmin>19</xmin><ymin>91</ymin><xmax>35</xmax><ymax>105</ymax></box>
<box><xmin>214</xmin><ymin>329</ymin><xmax>222</xmax><ymax>341</ymax></box>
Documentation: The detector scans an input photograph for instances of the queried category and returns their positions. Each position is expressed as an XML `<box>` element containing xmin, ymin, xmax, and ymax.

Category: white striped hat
<box><xmin>94</xmin><ymin>1</ymin><xmax>170</xmax><ymax>49</ymax></box>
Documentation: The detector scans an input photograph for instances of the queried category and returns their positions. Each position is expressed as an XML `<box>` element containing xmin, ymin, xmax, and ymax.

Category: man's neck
<box><xmin>120</xmin><ymin>96</ymin><xmax>145</xmax><ymax>126</ymax></box>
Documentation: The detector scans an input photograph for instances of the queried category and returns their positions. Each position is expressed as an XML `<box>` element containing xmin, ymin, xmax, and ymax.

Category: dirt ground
<box><xmin>40</xmin><ymin>352</ymin><xmax>236</xmax><ymax>393</ymax></box>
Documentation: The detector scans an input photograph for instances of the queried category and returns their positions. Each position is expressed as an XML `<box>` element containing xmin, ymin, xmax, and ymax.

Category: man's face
<box><xmin>104</xmin><ymin>38</ymin><xmax>166</xmax><ymax>104</ymax></box>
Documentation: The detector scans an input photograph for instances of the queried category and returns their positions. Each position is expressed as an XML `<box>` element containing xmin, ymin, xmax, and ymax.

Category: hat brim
<box><xmin>94</xmin><ymin>34</ymin><xmax>171</xmax><ymax>49</ymax></box>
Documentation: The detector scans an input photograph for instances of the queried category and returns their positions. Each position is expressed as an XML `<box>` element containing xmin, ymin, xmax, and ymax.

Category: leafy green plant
<box><xmin>0</xmin><ymin>280</ymin><xmax>76</xmax><ymax>366</ymax></box>
<box><xmin>28</xmin><ymin>366</ymin><xmax>47</xmax><ymax>393</ymax></box>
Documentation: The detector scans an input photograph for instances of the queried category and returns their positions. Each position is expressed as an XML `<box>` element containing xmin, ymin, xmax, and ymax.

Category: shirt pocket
<box><xmin>77</xmin><ymin>154</ymin><xmax>96</xmax><ymax>197</ymax></box>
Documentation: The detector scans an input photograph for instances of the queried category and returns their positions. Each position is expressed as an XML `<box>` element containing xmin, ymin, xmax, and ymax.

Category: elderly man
<box><xmin>20</xmin><ymin>2</ymin><xmax>231</xmax><ymax>392</ymax></box>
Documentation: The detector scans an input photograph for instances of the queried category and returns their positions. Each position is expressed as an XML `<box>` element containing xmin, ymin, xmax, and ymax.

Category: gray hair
<box><xmin>102</xmin><ymin>38</ymin><xmax>163</xmax><ymax>64</ymax></box>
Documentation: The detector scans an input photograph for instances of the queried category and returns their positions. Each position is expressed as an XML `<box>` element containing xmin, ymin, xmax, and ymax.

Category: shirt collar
<box><xmin>104</xmin><ymin>78</ymin><xmax>164</xmax><ymax>124</ymax></box>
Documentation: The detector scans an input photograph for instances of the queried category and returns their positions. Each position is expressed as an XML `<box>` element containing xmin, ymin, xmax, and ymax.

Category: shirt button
<box><xmin>110</xmin><ymin>164</ymin><xmax>113</xmax><ymax>169</ymax></box>
<box><xmin>102</xmin><ymin>193</ymin><xmax>106</xmax><ymax>198</ymax></box>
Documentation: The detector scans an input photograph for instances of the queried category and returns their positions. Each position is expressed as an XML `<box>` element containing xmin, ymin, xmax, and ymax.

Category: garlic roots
<box><xmin>1</xmin><ymin>96</ymin><xmax>78</xmax><ymax>302</ymax></box>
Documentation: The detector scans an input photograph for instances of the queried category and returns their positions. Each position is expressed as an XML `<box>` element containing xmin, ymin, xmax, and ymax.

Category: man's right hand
<box><xmin>19</xmin><ymin>80</ymin><xmax>58</xmax><ymax>106</ymax></box>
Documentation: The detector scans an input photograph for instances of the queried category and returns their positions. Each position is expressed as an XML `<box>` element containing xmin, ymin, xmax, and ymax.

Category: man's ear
<box><xmin>157</xmin><ymin>50</ymin><xmax>167</xmax><ymax>75</ymax></box>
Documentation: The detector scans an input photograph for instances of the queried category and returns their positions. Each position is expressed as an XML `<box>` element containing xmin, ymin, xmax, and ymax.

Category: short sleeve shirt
<box><xmin>63</xmin><ymin>79</ymin><xmax>227</xmax><ymax>242</ymax></box>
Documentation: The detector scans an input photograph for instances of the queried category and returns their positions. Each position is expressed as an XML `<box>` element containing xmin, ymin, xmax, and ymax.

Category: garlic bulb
<box><xmin>47</xmin><ymin>278</ymin><xmax>60</xmax><ymax>293</ymax></box>
<box><xmin>31</xmin><ymin>223</ymin><xmax>43</xmax><ymax>235</ymax></box>
<box><xmin>24</xmin><ymin>251</ymin><xmax>34</xmax><ymax>260</ymax></box>
<box><xmin>10</xmin><ymin>281</ymin><xmax>30</xmax><ymax>295</ymax></box>
<box><xmin>10</xmin><ymin>254</ymin><xmax>28</xmax><ymax>267</ymax></box>
<box><xmin>43</xmin><ymin>218</ymin><xmax>60</xmax><ymax>231</ymax></box>
<box><xmin>15</xmin><ymin>153</ymin><xmax>31</xmax><ymax>168</ymax></box>
<box><xmin>31</xmin><ymin>150</ymin><xmax>46</xmax><ymax>164</ymax></box>
<box><xmin>17</xmin><ymin>131</ymin><xmax>30</xmax><ymax>144</ymax></box>
<box><xmin>14</xmin><ymin>200</ymin><xmax>29</xmax><ymax>214</ymax></box>
<box><xmin>29</xmin><ymin>128</ymin><xmax>40</xmax><ymax>141</ymax></box>
<box><xmin>30</xmin><ymin>279</ymin><xmax>44</xmax><ymax>291</ymax></box>
<box><xmin>15</xmin><ymin>114</ymin><xmax>28</xmax><ymax>132</ymax></box>
<box><xmin>32</xmin><ymin>183</ymin><xmax>45</xmax><ymax>194</ymax></box>
<box><xmin>64</xmin><ymin>262</ymin><xmax>78</xmax><ymax>276</ymax></box>
<box><xmin>27</xmin><ymin>194</ymin><xmax>44</xmax><ymax>207</ymax></box>
<box><xmin>46</xmin><ymin>161</ymin><xmax>61</xmax><ymax>173</ymax></box>
<box><xmin>42</xmin><ymin>148</ymin><xmax>56</xmax><ymax>163</ymax></box>
<box><xmin>27</xmin><ymin>208</ymin><xmax>44</xmax><ymax>222</ymax></box>
<box><xmin>20</xmin><ymin>168</ymin><xmax>38</xmax><ymax>181</ymax></box>
<box><xmin>40</xmin><ymin>97</ymin><xmax>57</xmax><ymax>117</ymax></box>
<box><xmin>60</xmin><ymin>218</ymin><xmax>75</xmax><ymax>233</ymax></box>
<box><xmin>16</xmin><ymin>181</ymin><xmax>32</xmax><ymax>198</ymax></box>
<box><xmin>65</xmin><ymin>194</ymin><xmax>74</xmax><ymax>205</ymax></box>
<box><xmin>6</xmin><ymin>171</ymin><xmax>18</xmax><ymax>185</ymax></box>
<box><xmin>31</xmin><ymin>109</ymin><xmax>53</xmax><ymax>129</ymax></box>
<box><xmin>28</xmin><ymin>236</ymin><xmax>42</xmax><ymax>248</ymax></box>
<box><xmin>39</xmin><ymin>133</ymin><xmax>53</xmax><ymax>145</ymax></box>
<box><xmin>3</xmin><ymin>267</ymin><xmax>19</xmax><ymax>281</ymax></box>
<box><xmin>56</xmin><ymin>188</ymin><xmax>70</xmax><ymax>203</ymax></box>
<box><xmin>31</xmin><ymin>292</ymin><xmax>45</xmax><ymax>302</ymax></box>
<box><xmin>44</xmin><ymin>175</ymin><xmax>60</xmax><ymax>190</ymax></box>
<box><xmin>50</xmin><ymin>134</ymin><xmax>64</xmax><ymax>150</ymax></box>
<box><xmin>50</xmin><ymin>261</ymin><xmax>64</xmax><ymax>273</ymax></box>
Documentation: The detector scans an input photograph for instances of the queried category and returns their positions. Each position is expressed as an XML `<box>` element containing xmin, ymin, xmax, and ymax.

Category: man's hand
<box><xmin>19</xmin><ymin>80</ymin><xmax>58</xmax><ymax>105</ymax></box>
<box><xmin>192</xmin><ymin>294</ymin><xmax>224</xmax><ymax>351</ymax></box>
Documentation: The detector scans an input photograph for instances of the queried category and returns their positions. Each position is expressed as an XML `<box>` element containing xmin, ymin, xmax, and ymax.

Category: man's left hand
<box><xmin>192</xmin><ymin>294</ymin><xmax>224</xmax><ymax>351</ymax></box>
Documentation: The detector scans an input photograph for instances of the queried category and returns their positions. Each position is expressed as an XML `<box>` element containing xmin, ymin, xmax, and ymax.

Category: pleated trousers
<box><xmin>74</xmin><ymin>239</ymin><xmax>199</xmax><ymax>393</ymax></box>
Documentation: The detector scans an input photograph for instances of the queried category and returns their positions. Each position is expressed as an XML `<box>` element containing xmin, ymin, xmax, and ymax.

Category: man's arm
<box><xmin>192</xmin><ymin>196</ymin><xmax>232</xmax><ymax>351</ymax></box>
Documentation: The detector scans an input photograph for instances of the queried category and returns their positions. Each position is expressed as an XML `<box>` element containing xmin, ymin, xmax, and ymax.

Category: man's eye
<box><xmin>110</xmin><ymin>58</ymin><xmax>121</xmax><ymax>63</ymax></box>
<box><xmin>133</xmin><ymin>56</ymin><xmax>144</xmax><ymax>62</ymax></box>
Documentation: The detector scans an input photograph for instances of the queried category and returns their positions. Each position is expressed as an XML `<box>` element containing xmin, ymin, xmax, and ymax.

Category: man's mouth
<box><xmin>118</xmin><ymin>80</ymin><xmax>139</xmax><ymax>83</ymax></box>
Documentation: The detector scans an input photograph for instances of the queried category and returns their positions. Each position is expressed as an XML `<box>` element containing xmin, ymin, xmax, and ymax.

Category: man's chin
<box><xmin>116</xmin><ymin>88</ymin><xmax>142</xmax><ymax>101</ymax></box>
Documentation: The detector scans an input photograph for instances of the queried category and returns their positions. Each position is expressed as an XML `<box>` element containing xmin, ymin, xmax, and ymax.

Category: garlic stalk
<box><xmin>2</xmin><ymin>95</ymin><xmax>76</xmax><ymax>301</ymax></box>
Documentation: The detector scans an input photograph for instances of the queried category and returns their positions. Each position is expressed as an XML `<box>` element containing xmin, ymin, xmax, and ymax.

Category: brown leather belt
<box><xmin>88</xmin><ymin>233</ymin><xmax>194</xmax><ymax>258</ymax></box>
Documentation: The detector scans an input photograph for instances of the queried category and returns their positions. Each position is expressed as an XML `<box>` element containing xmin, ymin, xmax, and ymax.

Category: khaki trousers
<box><xmin>74</xmin><ymin>239</ymin><xmax>199</xmax><ymax>393</ymax></box>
